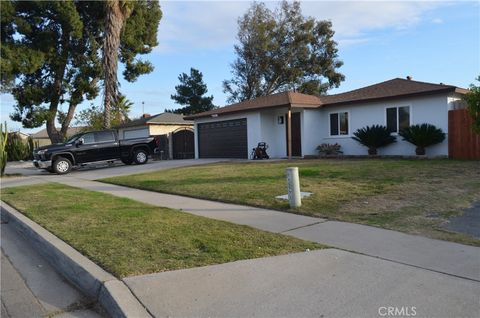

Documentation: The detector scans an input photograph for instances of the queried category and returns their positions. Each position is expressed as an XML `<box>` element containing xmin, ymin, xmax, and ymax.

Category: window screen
<box><xmin>339</xmin><ymin>112</ymin><xmax>349</xmax><ymax>135</ymax></box>
<box><xmin>386</xmin><ymin>107</ymin><xmax>397</xmax><ymax>133</ymax></box>
<box><xmin>399</xmin><ymin>106</ymin><xmax>410</xmax><ymax>131</ymax></box>
<box><xmin>330</xmin><ymin>113</ymin><xmax>339</xmax><ymax>135</ymax></box>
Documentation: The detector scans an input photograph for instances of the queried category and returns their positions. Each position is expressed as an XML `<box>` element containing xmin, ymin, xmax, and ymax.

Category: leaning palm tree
<box><xmin>103</xmin><ymin>0</ymin><xmax>133</xmax><ymax>129</ymax></box>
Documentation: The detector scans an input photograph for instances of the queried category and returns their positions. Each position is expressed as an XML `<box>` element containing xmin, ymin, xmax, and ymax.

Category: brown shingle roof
<box><xmin>319</xmin><ymin>78</ymin><xmax>467</xmax><ymax>107</ymax></box>
<box><xmin>31</xmin><ymin>127</ymin><xmax>84</xmax><ymax>139</ymax></box>
<box><xmin>185</xmin><ymin>91</ymin><xmax>321</xmax><ymax>119</ymax></box>
<box><xmin>186</xmin><ymin>78</ymin><xmax>467</xmax><ymax>119</ymax></box>
<box><xmin>117</xmin><ymin>112</ymin><xmax>193</xmax><ymax>128</ymax></box>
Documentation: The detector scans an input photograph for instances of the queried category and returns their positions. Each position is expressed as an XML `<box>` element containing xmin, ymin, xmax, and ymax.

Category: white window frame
<box><xmin>384</xmin><ymin>105</ymin><xmax>412</xmax><ymax>134</ymax></box>
<box><xmin>328</xmin><ymin>111</ymin><xmax>350</xmax><ymax>137</ymax></box>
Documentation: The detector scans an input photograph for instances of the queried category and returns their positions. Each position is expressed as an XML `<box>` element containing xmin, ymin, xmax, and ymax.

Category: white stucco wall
<box><xmin>260</xmin><ymin>108</ymin><xmax>289</xmax><ymax>158</ymax></box>
<box><xmin>311</xmin><ymin>94</ymin><xmax>450</xmax><ymax>157</ymax></box>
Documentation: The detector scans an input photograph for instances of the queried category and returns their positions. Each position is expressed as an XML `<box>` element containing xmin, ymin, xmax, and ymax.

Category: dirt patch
<box><xmin>443</xmin><ymin>201</ymin><xmax>480</xmax><ymax>238</ymax></box>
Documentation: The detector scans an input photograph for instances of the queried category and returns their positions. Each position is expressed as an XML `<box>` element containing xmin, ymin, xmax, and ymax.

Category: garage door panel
<box><xmin>198</xmin><ymin>119</ymin><xmax>247</xmax><ymax>158</ymax></box>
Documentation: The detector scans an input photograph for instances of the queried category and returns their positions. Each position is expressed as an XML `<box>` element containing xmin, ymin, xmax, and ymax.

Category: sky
<box><xmin>1</xmin><ymin>0</ymin><xmax>479</xmax><ymax>134</ymax></box>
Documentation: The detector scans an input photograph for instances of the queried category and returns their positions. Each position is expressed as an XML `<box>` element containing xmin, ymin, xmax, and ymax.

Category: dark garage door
<box><xmin>198</xmin><ymin>119</ymin><xmax>247</xmax><ymax>158</ymax></box>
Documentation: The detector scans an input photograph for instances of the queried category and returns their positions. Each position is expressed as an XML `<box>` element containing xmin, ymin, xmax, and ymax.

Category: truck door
<box><xmin>94</xmin><ymin>131</ymin><xmax>120</xmax><ymax>160</ymax></box>
<box><xmin>74</xmin><ymin>132</ymin><xmax>97</xmax><ymax>163</ymax></box>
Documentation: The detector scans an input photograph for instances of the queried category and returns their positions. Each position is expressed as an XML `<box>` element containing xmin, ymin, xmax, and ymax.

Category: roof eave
<box><xmin>320</xmin><ymin>88</ymin><xmax>458</xmax><ymax>108</ymax></box>
<box><xmin>185</xmin><ymin>103</ymin><xmax>294</xmax><ymax>120</ymax></box>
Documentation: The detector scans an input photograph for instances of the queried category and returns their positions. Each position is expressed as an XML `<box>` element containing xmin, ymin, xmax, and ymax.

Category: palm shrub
<box><xmin>316</xmin><ymin>143</ymin><xmax>343</xmax><ymax>156</ymax></box>
<box><xmin>0</xmin><ymin>122</ymin><xmax>7</xmax><ymax>176</ymax></box>
<box><xmin>399</xmin><ymin>123</ymin><xmax>445</xmax><ymax>155</ymax></box>
<box><xmin>352</xmin><ymin>125</ymin><xmax>396</xmax><ymax>155</ymax></box>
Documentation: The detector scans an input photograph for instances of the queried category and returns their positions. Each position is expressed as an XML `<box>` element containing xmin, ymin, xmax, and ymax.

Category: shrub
<box><xmin>6</xmin><ymin>133</ymin><xmax>34</xmax><ymax>161</ymax></box>
<box><xmin>352</xmin><ymin>125</ymin><xmax>396</xmax><ymax>155</ymax></box>
<box><xmin>399</xmin><ymin>123</ymin><xmax>445</xmax><ymax>155</ymax></box>
<box><xmin>316</xmin><ymin>143</ymin><xmax>343</xmax><ymax>156</ymax></box>
<box><xmin>463</xmin><ymin>76</ymin><xmax>480</xmax><ymax>134</ymax></box>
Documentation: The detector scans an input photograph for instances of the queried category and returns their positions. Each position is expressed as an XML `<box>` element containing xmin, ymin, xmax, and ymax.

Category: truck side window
<box><xmin>94</xmin><ymin>131</ymin><xmax>115</xmax><ymax>142</ymax></box>
<box><xmin>82</xmin><ymin>133</ymin><xmax>95</xmax><ymax>144</ymax></box>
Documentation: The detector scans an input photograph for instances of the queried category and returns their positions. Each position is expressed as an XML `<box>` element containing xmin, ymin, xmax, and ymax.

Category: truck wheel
<box><xmin>133</xmin><ymin>149</ymin><xmax>148</xmax><ymax>165</ymax></box>
<box><xmin>121</xmin><ymin>157</ymin><xmax>133</xmax><ymax>165</ymax></box>
<box><xmin>53</xmin><ymin>157</ymin><xmax>72</xmax><ymax>174</ymax></box>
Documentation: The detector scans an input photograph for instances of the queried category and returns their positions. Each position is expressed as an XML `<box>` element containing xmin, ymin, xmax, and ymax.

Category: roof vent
<box><xmin>406</xmin><ymin>76</ymin><xmax>412</xmax><ymax>81</ymax></box>
<box><xmin>142</xmin><ymin>113</ymin><xmax>151</xmax><ymax>118</ymax></box>
<box><xmin>439</xmin><ymin>82</ymin><xmax>444</xmax><ymax>85</ymax></box>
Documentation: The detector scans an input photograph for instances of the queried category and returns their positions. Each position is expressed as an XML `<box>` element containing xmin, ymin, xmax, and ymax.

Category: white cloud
<box><xmin>155</xmin><ymin>0</ymin><xmax>450</xmax><ymax>53</ymax></box>
<box><xmin>431</xmin><ymin>17</ymin><xmax>444</xmax><ymax>24</ymax></box>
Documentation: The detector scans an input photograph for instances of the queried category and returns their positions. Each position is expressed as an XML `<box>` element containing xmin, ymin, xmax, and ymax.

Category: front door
<box><xmin>286</xmin><ymin>112</ymin><xmax>302</xmax><ymax>157</ymax></box>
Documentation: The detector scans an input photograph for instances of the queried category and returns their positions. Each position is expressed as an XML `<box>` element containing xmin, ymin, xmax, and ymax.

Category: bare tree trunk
<box><xmin>103</xmin><ymin>1</ymin><xmax>126</xmax><ymax>129</ymax></box>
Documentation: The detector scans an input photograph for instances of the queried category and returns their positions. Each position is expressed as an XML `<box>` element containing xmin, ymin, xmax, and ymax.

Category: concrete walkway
<box><xmin>124</xmin><ymin>249</ymin><xmax>480</xmax><ymax>318</ymax></box>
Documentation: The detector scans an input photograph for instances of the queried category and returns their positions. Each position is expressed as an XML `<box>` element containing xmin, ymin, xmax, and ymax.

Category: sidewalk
<box><xmin>54</xmin><ymin>177</ymin><xmax>480</xmax><ymax>282</ymax></box>
<box><xmin>1</xmin><ymin>221</ymin><xmax>103</xmax><ymax>318</ymax></box>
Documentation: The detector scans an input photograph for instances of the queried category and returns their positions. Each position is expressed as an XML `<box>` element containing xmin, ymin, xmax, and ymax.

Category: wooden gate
<box><xmin>448</xmin><ymin>109</ymin><xmax>480</xmax><ymax>159</ymax></box>
<box><xmin>172</xmin><ymin>129</ymin><xmax>194</xmax><ymax>159</ymax></box>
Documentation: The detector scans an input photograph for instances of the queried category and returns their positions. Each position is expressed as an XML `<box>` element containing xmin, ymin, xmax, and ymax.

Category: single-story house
<box><xmin>117</xmin><ymin>113</ymin><xmax>194</xmax><ymax>159</ymax></box>
<box><xmin>10</xmin><ymin>131</ymin><xmax>30</xmax><ymax>141</ymax></box>
<box><xmin>31</xmin><ymin>126</ymin><xmax>85</xmax><ymax>146</ymax></box>
<box><xmin>185</xmin><ymin>77</ymin><xmax>468</xmax><ymax>159</ymax></box>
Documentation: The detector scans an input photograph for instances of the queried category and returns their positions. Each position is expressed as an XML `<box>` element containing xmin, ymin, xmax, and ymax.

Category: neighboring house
<box><xmin>117</xmin><ymin>113</ymin><xmax>194</xmax><ymax>159</ymax></box>
<box><xmin>31</xmin><ymin>127</ymin><xmax>85</xmax><ymax>146</ymax></box>
<box><xmin>186</xmin><ymin>78</ymin><xmax>468</xmax><ymax>159</ymax></box>
<box><xmin>10</xmin><ymin>131</ymin><xmax>30</xmax><ymax>141</ymax></box>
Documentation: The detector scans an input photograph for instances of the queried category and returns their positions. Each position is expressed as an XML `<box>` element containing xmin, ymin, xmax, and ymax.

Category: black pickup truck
<box><xmin>33</xmin><ymin>130</ymin><xmax>156</xmax><ymax>174</ymax></box>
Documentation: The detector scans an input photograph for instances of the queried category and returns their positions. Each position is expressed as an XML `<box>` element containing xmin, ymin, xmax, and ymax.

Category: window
<box><xmin>94</xmin><ymin>131</ymin><xmax>115</xmax><ymax>142</ymax></box>
<box><xmin>386</xmin><ymin>106</ymin><xmax>410</xmax><ymax>133</ymax></box>
<box><xmin>330</xmin><ymin>112</ymin><xmax>349</xmax><ymax>136</ymax></box>
<box><xmin>81</xmin><ymin>133</ymin><xmax>95</xmax><ymax>144</ymax></box>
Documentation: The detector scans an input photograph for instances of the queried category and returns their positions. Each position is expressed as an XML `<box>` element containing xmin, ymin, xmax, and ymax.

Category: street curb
<box><xmin>0</xmin><ymin>201</ymin><xmax>151</xmax><ymax>318</ymax></box>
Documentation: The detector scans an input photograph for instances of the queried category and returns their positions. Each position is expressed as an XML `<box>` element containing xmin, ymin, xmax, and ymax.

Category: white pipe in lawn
<box><xmin>286</xmin><ymin>167</ymin><xmax>301</xmax><ymax>208</ymax></box>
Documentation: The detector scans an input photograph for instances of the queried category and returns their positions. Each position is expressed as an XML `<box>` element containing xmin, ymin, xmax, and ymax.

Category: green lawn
<box><xmin>1</xmin><ymin>183</ymin><xmax>321</xmax><ymax>278</ymax></box>
<box><xmin>102</xmin><ymin>159</ymin><xmax>480</xmax><ymax>246</ymax></box>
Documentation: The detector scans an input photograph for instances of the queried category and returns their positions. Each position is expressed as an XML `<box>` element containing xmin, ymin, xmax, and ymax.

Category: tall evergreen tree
<box><xmin>223</xmin><ymin>1</ymin><xmax>344</xmax><ymax>103</ymax></box>
<box><xmin>170</xmin><ymin>68</ymin><xmax>215</xmax><ymax>115</ymax></box>
<box><xmin>2</xmin><ymin>0</ymin><xmax>161</xmax><ymax>143</ymax></box>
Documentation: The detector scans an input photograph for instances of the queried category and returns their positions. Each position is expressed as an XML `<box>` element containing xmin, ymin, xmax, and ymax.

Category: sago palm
<box><xmin>352</xmin><ymin>125</ymin><xmax>396</xmax><ymax>155</ymax></box>
<box><xmin>399</xmin><ymin>123</ymin><xmax>445</xmax><ymax>155</ymax></box>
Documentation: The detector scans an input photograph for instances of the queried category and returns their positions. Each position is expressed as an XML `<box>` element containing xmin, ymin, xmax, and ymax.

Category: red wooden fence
<box><xmin>448</xmin><ymin>109</ymin><xmax>480</xmax><ymax>159</ymax></box>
